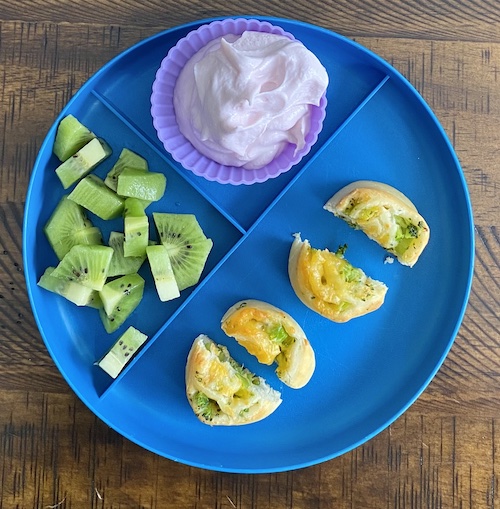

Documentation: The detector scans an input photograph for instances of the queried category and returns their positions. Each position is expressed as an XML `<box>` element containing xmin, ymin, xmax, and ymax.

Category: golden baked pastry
<box><xmin>324</xmin><ymin>180</ymin><xmax>430</xmax><ymax>267</ymax></box>
<box><xmin>185</xmin><ymin>334</ymin><xmax>282</xmax><ymax>426</ymax></box>
<box><xmin>221</xmin><ymin>299</ymin><xmax>315</xmax><ymax>389</ymax></box>
<box><xmin>288</xmin><ymin>234</ymin><xmax>388</xmax><ymax>323</ymax></box>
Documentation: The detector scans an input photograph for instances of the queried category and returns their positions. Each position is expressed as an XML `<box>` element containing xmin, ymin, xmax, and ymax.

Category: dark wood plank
<box><xmin>1</xmin><ymin>1</ymin><xmax>500</xmax><ymax>42</ymax></box>
<box><xmin>0</xmin><ymin>391</ymin><xmax>498</xmax><ymax>507</ymax></box>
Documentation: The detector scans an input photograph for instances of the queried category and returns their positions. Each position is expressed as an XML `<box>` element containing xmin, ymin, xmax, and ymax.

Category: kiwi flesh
<box><xmin>38</xmin><ymin>266</ymin><xmax>96</xmax><ymax>306</ymax></box>
<box><xmin>146</xmin><ymin>244</ymin><xmax>180</xmax><ymax>302</ymax></box>
<box><xmin>123</xmin><ymin>197</ymin><xmax>146</xmax><ymax>217</ymax></box>
<box><xmin>86</xmin><ymin>291</ymin><xmax>103</xmax><ymax>310</ymax></box>
<box><xmin>44</xmin><ymin>195</ymin><xmax>102</xmax><ymax>260</ymax></box>
<box><xmin>97</xmin><ymin>326</ymin><xmax>148</xmax><ymax>378</ymax></box>
<box><xmin>55</xmin><ymin>138</ymin><xmax>112</xmax><ymax>189</ymax></box>
<box><xmin>53</xmin><ymin>115</ymin><xmax>95</xmax><ymax>162</ymax></box>
<box><xmin>123</xmin><ymin>198</ymin><xmax>149</xmax><ymax>258</ymax></box>
<box><xmin>116</xmin><ymin>168</ymin><xmax>166</xmax><ymax>202</ymax></box>
<box><xmin>153</xmin><ymin>213</ymin><xmax>213</xmax><ymax>291</ymax></box>
<box><xmin>50</xmin><ymin>244</ymin><xmax>113</xmax><ymax>291</ymax></box>
<box><xmin>105</xmin><ymin>148</ymin><xmax>148</xmax><ymax>192</ymax></box>
<box><xmin>98</xmin><ymin>274</ymin><xmax>145</xmax><ymax>333</ymax></box>
<box><xmin>68</xmin><ymin>174</ymin><xmax>125</xmax><ymax>220</ymax></box>
<box><xmin>107</xmin><ymin>231</ymin><xmax>146</xmax><ymax>277</ymax></box>
<box><xmin>72</xmin><ymin>226</ymin><xmax>103</xmax><ymax>247</ymax></box>
<box><xmin>49</xmin><ymin>226</ymin><xmax>104</xmax><ymax>263</ymax></box>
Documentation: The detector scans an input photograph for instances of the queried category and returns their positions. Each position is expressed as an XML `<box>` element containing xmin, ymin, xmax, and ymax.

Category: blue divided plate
<box><xmin>23</xmin><ymin>17</ymin><xmax>474</xmax><ymax>473</ymax></box>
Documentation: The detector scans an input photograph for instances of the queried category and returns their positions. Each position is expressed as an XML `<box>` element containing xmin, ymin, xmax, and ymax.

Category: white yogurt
<box><xmin>173</xmin><ymin>31</ymin><xmax>329</xmax><ymax>170</ymax></box>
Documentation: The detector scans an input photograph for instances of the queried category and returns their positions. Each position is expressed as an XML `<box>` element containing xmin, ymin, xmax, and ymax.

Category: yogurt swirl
<box><xmin>173</xmin><ymin>31</ymin><xmax>329</xmax><ymax>170</ymax></box>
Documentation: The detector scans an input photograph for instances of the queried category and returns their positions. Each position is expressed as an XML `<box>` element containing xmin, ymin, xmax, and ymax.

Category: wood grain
<box><xmin>1</xmin><ymin>1</ymin><xmax>500</xmax><ymax>41</ymax></box>
<box><xmin>0</xmin><ymin>4</ymin><xmax>499</xmax><ymax>508</ymax></box>
<box><xmin>0</xmin><ymin>393</ymin><xmax>498</xmax><ymax>508</ymax></box>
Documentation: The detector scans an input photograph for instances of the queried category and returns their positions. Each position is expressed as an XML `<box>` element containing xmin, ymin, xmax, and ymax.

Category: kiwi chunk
<box><xmin>97</xmin><ymin>326</ymin><xmax>148</xmax><ymax>378</ymax></box>
<box><xmin>44</xmin><ymin>195</ymin><xmax>102</xmax><ymax>260</ymax></box>
<box><xmin>98</xmin><ymin>273</ymin><xmax>145</xmax><ymax>333</ymax></box>
<box><xmin>50</xmin><ymin>244</ymin><xmax>113</xmax><ymax>291</ymax></box>
<box><xmin>123</xmin><ymin>197</ymin><xmax>146</xmax><ymax>217</ymax></box>
<box><xmin>68</xmin><ymin>174</ymin><xmax>125</xmax><ymax>220</ymax></box>
<box><xmin>38</xmin><ymin>266</ymin><xmax>96</xmax><ymax>306</ymax></box>
<box><xmin>86</xmin><ymin>291</ymin><xmax>103</xmax><ymax>310</ymax></box>
<box><xmin>124</xmin><ymin>216</ymin><xmax>149</xmax><ymax>257</ymax></box>
<box><xmin>153</xmin><ymin>213</ymin><xmax>213</xmax><ymax>291</ymax></box>
<box><xmin>123</xmin><ymin>198</ymin><xmax>149</xmax><ymax>258</ymax></box>
<box><xmin>146</xmin><ymin>244</ymin><xmax>180</xmax><ymax>302</ymax></box>
<box><xmin>53</xmin><ymin>115</ymin><xmax>95</xmax><ymax>162</ymax></box>
<box><xmin>55</xmin><ymin>138</ymin><xmax>112</xmax><ymax>189</ymax></box>
<box><xmin>117</xmin><ymin>168</ymin><xmax>166</xmax><ymax>202</ymax></box>
<box><xmin>105</xmin><ymin>148</ymin><xmax>148</xmax><ymax>192</ymax></box>
<box><xmin>107</xmin><ymin>231</ymin><xmax>146</xmax><ymax>277</ymax></box>
<box><xmin>73</xmin><ymin>226</ymin><xmax>103</xmax><ymax>246</ymax></box>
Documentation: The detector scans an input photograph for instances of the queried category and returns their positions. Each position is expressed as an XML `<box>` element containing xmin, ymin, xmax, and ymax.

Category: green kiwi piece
<box><xmin>107</xmin><ymin>231</ymin><xmax>146</xmax><ymax>277</ymax></box>
<box><xmin>44</xmin><ymin>195</ymin><xmax>101</xmax><ymax>260</ymax></box>
<box><xmin>104</xmin><ymin>148</ymin><xmax>148</xmax><ymax>192</ymax></box>
<box><xmin>55</xmin><ymin>138</ymin><xmax>112</xmax><ymax>189</ymax></box>
<box><xmin>146</xmin><ymin>244</ymin><xmax>180</xmax><ymax>302</ymax></box>
<box><xmin>100</xmin><ymin>273</ymin><xmax>144</xmax><ymax>315</ymax></box>
<box><xmin>68</xmin><ymin>175</ymin><xmax>125</xmax><ymax>220</ymax></box>
<box><xmin>123</xmin><ymin>197</ymin><xmax>146</xmax><ymax>217</ymax></box>
<box><xmin>38</xmin><ymin>266</ymin><xmax>96</xmax><ymax>306</ymax></box>
<box><xmin>123</xmin><ymin>196</ymin><xmax>152</xmax><ymax>213</ymax></box>
<box><xmin>49</xmin><ymin>226</ymin><xmax>104</xmax><ymax>262</ymax></box>
<box><xmin>50</xmin><ymin>244</ymin><xmax>113</xmax><ymax>291</ymax></box>
<box><xmin>73</xmin><ymin>226</ymin><xmax>103</xmax><ymax>246</ymax></box>
<box><xmin>124</xmin><ymin>215</ymin><xmax>149</xmax><ymax>258</ymax></box>
<box><xmin>97</xmin><ymin>326</ymin><xmax>148</xmax><ymax>378</ymax></box>
<box><xmin>153</xmin><ymin>213</ymin><xmax>213</xmax><ymax>291</ymax></box>
<box><xmin>116</xmin><ymin>168</ymin><xmax>166</xmax><ymax>202</ymax></box>
<box><xmin>86</xmin><ymin>291</ymin><xmax>103</xmax><ymax>310</ymax></box>
<box><xmin>53</xmin><ymin>115</ymin><xmax>95</xmax><ymax>162</ymax></box>
<box><xmin>123</xmin><ymin>198</ymin><xmax>149</xmax><ymax>258</ymax></box>
<box><xmin>99</xmin><ymin>274</ymin><xmax>145</xmax><ymax>333</ymax></box>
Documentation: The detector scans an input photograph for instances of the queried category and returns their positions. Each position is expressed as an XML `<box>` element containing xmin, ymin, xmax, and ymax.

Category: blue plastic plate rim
<box><xmin>22</xmin><ymin>16</ymin><xmax>475</xmax><ymax>473</ymax></box>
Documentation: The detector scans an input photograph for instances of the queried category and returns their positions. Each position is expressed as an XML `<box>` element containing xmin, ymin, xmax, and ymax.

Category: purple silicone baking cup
<box><xmin>150</xmin><ymin>18</ymin><xmax>327</xmax><ymax>185</ymax></box>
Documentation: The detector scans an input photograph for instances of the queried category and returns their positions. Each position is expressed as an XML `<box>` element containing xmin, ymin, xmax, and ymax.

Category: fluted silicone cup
<box><xmin>151</xmin><ymin>18</ymin><xmax>327</xmax><ymax>185</ymax></box>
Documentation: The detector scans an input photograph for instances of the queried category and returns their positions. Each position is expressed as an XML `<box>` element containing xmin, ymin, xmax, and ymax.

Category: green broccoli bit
<box><xmin>344</xmin><ymin>198</ymin><xmax>359</xmax><ymax>215</ymax></box>
<box><xmin>267</xmin><ymin>323</ymin><xmax>289</xmax><ymax>343</ymax></box>
<box><xmin>338</xmin><ymin>301</ymin><xmax>351</xmax><ymax>313</ymax></box>
<box><xmin>341</xmin><ymin>262</ymin><xmax>363</xmax><ymax>283</ymax></box>
<box><xmin>335</xmin><ymin>243</ymin><xmax>348</xmax><ymax>258</ymax></box>
<box><xmin>394</xmin><ymin>216</ymin><xmax>421</xmax><ymax>255</ymax></box>
<box><xmin>357</xmin><ymin>206</ymin><xmax>380</xmax><ymax>222</ymax></box>
<box><xmin>193</xmin><ymin>391</ymin><xmax>220</xmax><ymax>422</ymax></box>
<box><xmin>227</xmin><ymin>357</ymin><xmax>258</xmax><ymax>389</ymax></box>
<box><xmin>395</xmin><ymin>216</ymin><xmax>420</xmax><ymax>240</ymax></box>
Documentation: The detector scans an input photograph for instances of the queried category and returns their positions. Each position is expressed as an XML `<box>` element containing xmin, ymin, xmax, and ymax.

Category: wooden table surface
<box><xmin>1</xmin><ymin>1</ymin><xmax>499</xmax><ymax>507</ymax></box>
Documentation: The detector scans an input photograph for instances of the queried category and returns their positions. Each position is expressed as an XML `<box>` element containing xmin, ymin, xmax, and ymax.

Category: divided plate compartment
<box><xmin>23</xmin><ymin>17</ymin><xmax>474</xmax><ymax>473</ymax></box>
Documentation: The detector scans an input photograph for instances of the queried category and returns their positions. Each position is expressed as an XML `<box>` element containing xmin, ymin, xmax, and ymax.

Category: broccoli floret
<box><xmin>341</xmin><ymin>262</ymin><xmax>362</xmax><ymax>283</ymax></box>
<box><xmin>192</xmin><ymin>391</ymin><xmax>220</xmax><ymax>422</ymax></box>
<box><xmin>407</xmin><ymin>222</ymin><xmax>419</xmax><ymax>237</ymax></box>
<box><xmin>267</xmin><ymin>323</ymin><xmax>289</xmax><ymax>344</ymax></box>
<box><xmin>394</xmin><ymin>216</ymin><xmax>421</xmax><ymax>255</ymax></box>
<box><xmin>395</xmin><ymin>216</ymin><xmax>421</xmax><ymax>240</ymax></box>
